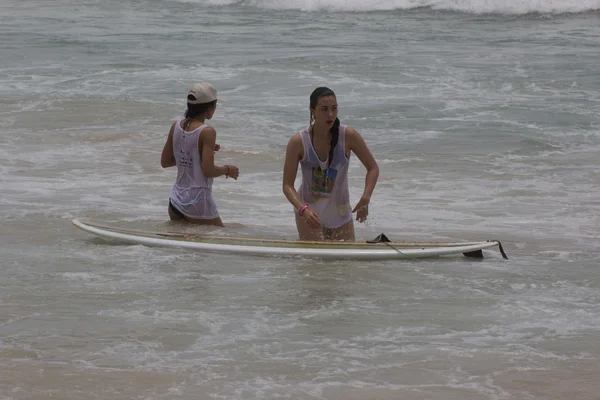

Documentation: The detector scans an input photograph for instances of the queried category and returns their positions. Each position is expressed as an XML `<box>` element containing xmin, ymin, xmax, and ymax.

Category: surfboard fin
<box><xmin>463</xmin><ymin>250</ymin><xmax>484</xmax><ymax>258</ymax></box>
<box><xmin>367</xmin><ymin>233</ymin><xmax>391</xmax><ymax>243</ymax></box>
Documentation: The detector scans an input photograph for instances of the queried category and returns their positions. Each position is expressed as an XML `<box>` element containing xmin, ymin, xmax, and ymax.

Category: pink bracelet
<box><xmin>298</xmin><ymin>204</ymin><xmax>309</xmax><ymax>216</ymax></box>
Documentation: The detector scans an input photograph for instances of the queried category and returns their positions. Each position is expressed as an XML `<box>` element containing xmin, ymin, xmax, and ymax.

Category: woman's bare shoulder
<box><xmin>344</xmin><ymin>125</ymin><xmax>360</xmax><ymax>136</ymax></box>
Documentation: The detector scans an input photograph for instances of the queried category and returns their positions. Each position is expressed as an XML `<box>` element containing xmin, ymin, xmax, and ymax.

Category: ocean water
<box><xmin>1</xmin><ymin>0</ymin><xmax>600</xmax><ymax>398</ymax></box>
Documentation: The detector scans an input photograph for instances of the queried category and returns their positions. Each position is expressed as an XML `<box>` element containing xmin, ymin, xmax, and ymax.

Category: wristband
<box><xmin>298</xmin><ymin>204</ymin><xmax>309</xmax><ymax>217</ymax></box>
<box><xmin>225</xmin><ymin>165</ymin><xmax>230</xmax><ymax>178</ymax></box>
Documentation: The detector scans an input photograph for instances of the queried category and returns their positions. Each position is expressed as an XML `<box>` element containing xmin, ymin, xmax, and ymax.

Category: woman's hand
<box><xmin>225</xmin><ymin>165</ymin><xmax>239</xmax><ymax>180</ymax></box>
<box><xmin>352</xmin><ymin>196</ymin><xmax>370</xmax><ymax>223</ymax></box>
<box><xmin>302</xmin><ymin>207</ymin><xmax>321</xmax><ymax>229</ymax></box>
<box><xmin>214</xmin><ymin>144</ymin><xmax>221</xmax><ymax>151</ymax></box>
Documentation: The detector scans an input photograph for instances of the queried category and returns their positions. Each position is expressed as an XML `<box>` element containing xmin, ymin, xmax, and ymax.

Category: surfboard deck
<box><xmin>72</xmin><ymin>219</ymin><xmax>508</xmax><ymax>260</ymax></box>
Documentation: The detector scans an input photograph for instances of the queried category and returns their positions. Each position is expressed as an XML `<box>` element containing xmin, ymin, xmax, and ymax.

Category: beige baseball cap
<box><xmin>187</xmin><ymin>82</ymin><xmax>227</xmax><ymax>104</ymax></box>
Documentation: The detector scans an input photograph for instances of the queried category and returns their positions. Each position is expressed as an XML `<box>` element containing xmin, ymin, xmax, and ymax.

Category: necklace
<box><xmin>183</xmin><ymin>117</ymin><xmax>205</xmax><ymax>130</ymax></box>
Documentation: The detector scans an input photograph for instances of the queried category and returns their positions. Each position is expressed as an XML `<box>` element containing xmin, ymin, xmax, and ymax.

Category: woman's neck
<box><xmin>187</xmin><ymin>116</ymin><xmax>206</xmax><ymax>123</ymax></box>
<box><xmin>311</xmin><ymin>123</ymin><xmax>330</xmax><ymax>139</ymax></box>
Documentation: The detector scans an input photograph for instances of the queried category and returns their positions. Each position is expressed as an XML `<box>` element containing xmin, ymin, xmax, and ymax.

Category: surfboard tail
<box><xmin>368</xmin><ymin>233</ymin><xmax>508</xmax><ymax>260</ymax></box>
<box><xmin>463</xmin><ymin>240</ymin><xmax>508</xmax><ymax>260</ymax></box>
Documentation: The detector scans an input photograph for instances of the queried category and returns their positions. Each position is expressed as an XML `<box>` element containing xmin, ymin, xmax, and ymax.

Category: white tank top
<box><xmin>297</xmin><ymin>124</ymin><xmax>352</xmax><ymax>229</ymax></box>
<box><xmin>169</xmin><ymin>120</ymin><xmax>219</xmax><ymax>219</ymax></box>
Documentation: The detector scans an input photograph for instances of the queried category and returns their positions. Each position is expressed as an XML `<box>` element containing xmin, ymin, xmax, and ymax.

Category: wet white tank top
<box><xmin>297</xmin><ymin>124</ymin><xmax>352</xmax><ymax>229</ymax></box>
<box><xmin>169</xmin><ymin>120</ymin><xmax>219</xmax><ymax>219</ymax></box>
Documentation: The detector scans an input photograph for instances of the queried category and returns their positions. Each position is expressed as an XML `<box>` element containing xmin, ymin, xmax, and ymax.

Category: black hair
<box><xmin>185</xmin><ymin>97</ymin><xmax>217</xmax><ymax>119</ymax></box>
<box><xmin>309</xmin><ymin>87</ymin><xmax>340</xmax><ymax>168</ymax></box>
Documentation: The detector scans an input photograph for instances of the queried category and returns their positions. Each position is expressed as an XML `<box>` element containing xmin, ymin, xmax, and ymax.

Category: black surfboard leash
<box><xmin>366</xmin><ymin>233</ymin><xmax>418</xmax><ymax>259</ymax></box>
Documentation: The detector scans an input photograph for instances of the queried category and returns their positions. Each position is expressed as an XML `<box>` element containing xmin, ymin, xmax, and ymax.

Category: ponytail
<box><xmin>328</xmin><ymin>118</ymin><xmax>340</xmax><ymax>168</ymax></box>
<box><xmin>185</xmin><ymin>99</ymin><xmax>217</xmax><ymax>119</ymax></box>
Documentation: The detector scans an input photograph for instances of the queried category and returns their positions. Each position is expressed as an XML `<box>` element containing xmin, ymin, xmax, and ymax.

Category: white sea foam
<box><xmin>175</xmin><ymin>0</ymin><xmax>600</xmax><ymax>14</ymax></box>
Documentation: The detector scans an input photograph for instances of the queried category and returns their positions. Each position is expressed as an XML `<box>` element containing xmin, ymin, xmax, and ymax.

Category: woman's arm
<box><xmin>282</xmin><ymin>134</ymin><xmax>321</xmax><ymax>228</ymax></box>
<box><xmin>282</xmin><ymin>134</ymin><xmax>305</xmax><ymax>210</ymax></box>
<box><xmin>346</xmin><ymin>126</ymin><xmax>379</xmax><ymax>222</ymax></box>
<box><xmin>160</xmin><ymin>122</ymin><xmax>177</xmax><ymax>168</ymax></box>
<box><xmin>199</xmin><ymin>127</ymin><xmax>233</xmax><ymax>178</ymax></box>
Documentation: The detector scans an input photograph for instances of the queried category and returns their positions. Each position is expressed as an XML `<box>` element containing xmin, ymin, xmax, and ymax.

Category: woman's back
<box><xmin>172</xmin><ymin>120</ymin><xmax>212</xmax><ymax>192</ymax></box>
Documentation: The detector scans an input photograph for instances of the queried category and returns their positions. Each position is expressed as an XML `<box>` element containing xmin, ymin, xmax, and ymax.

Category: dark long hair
<box><xmin>185</xmin><ymin>97</ymin><xmax>217</xmax><ymax>119</ymax></box>
<box><xmin>309</xmin><ymin>87</ymin><xmax>340</xmax><ymax>168</ymax></box>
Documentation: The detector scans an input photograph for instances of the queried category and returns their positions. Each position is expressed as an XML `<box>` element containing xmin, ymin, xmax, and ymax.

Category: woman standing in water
<box><xmin>161</xmin><ymin>82</ymin><xmax>239</xmax><ymax>227</ymax></box>
<box><xmin>282</xmin><ymin>87</ymin><xmax>379</xmax><ymax>240</ymax></box>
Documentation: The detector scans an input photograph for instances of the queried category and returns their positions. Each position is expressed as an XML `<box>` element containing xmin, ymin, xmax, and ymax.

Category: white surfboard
<box><xmin>72</xmin><ymin>219</ymin><xmax>508</xmax><ymax>261</ymax></box>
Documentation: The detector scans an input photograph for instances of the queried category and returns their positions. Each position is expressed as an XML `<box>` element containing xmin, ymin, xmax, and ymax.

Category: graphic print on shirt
<box><xmin>311</xmin><ymin>166</ymin><xmax>338</xmax><ymax>199</ymax></box>
<box><xmin>177</xmin><ymin>150</ymin><xmax>193</xmax><ymax>168</ymax></box>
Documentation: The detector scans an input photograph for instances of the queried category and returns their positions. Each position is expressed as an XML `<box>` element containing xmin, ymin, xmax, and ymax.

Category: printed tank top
<box><xmin>297</xmin><ymin>124</ymin><xmax>352</xmax><ymax>229</ymax></box>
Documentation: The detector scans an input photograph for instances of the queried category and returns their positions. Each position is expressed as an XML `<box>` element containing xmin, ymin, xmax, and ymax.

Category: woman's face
<box><xmin>311</xmin><ymin>95</ymin><xmax>337</xmax><ymax>128</ymax></box>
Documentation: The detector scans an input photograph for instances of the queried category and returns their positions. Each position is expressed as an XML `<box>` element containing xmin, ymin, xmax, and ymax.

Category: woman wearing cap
<box><xmin>161</xmin><ymin>82</ymin><xmax>239</xmax><ymax>226</ymax></box>
<box><xmin>282</xmin><ymin>87</ymin><xmax>379</xmax><ymax>241</ymax></box>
